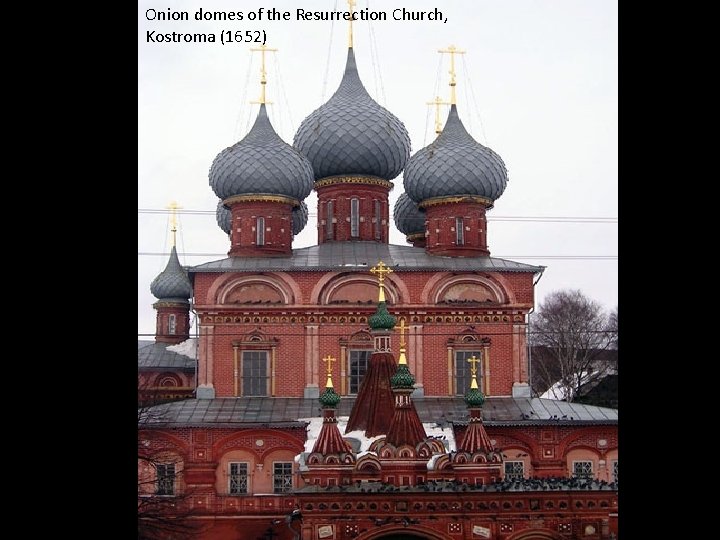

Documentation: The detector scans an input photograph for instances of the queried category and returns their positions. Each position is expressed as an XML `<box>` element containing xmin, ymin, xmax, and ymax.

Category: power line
<box><xmin>138</xmin><ymin>208</ymin><xmax>617</xmax><ymax>224</ymax></box>
<box><xmin>137</xmin><ymin>252</ymin><xmax>616</xmax><ymax>260</ymax></box>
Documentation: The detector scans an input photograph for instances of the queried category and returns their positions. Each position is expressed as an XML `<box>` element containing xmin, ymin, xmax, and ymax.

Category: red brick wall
<box><xmin>316</xmin><ymin>182</ymin><xmax>390</xmax><ymax>243</ymax></box>
<box><xmin>424</xmin><ymin>201</ymin><xmax>489</xmax><ymax>256</ymax></box>
<box><xmin>228</xmin><ymin>200</ymin><xmax>294</xmax><ymax>256</ymax></box>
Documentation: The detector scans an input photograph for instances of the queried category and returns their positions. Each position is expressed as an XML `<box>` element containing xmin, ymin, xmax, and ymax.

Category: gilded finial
<box><xmin>347</xmin><ymin>0</ymin><xmax>356</xmax><ymax>48</ymax></box>
<box><xmin>250</xmin><ymin>44</ymin><xmax>278</xmax><ymax>105</ymax></box>
<box><xmin>438</xmin><ymin>45</ymin><xmax>466</xmax><ymax>105</ymax></box>
<box><xmin>166</xmin><ymin>200</ymin><xmax>181</xmax><ymax>247</ymax></box>
<box><xmin>369</xmin><ymin>261</ymin><xmax>393</xmax><ymax>303</ymax></box>
<box><xmin>427</xmin><ymin>96</ymin><xmax>451</xmax><ymax>135</ymax></box>
<box><xmin>322</xmin><ymin>355</ymin><xmax>337</xmax><ymax>388</ymax></box>
<box><xmin>467</xmin><ymin>354</ymin><xmax>482</xmax><ymax>390</ymax></box>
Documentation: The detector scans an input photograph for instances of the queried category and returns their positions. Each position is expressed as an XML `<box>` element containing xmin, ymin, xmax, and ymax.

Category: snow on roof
<box><xmin>166</xmin><ymin>338</ymin><xmax>198</xmax><ymax>359</ymax></box>
<box><xmin>296</xmin><ymin>415</ymin><xmax>457</xmax><ymax>470</ymax></box>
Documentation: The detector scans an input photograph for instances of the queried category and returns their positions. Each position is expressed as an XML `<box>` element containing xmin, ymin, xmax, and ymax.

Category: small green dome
<box><xmin>369</xmin><ymin>301</ymin><xmax>397</xmax><ymax>330</ymax></box>
<box><xmin>391</xmin><ymin>364</ymin><xmax>415</xmax><ymax>389</ymax></box>
<box><xmin>465</xmin><ymin>387</ymin><xmax>485</xmax><ymax>408</ymax></box>
<box><xmin>319</xmin><ymin>387</ymin><xmax>341</xmax><ymax>408</ymax></box>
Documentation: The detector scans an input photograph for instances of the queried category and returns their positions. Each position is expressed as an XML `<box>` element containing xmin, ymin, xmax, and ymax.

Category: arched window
<box><xmin>447</xmin><ymin>331</ymin><xmax>491</xmax><ymax>395</ymax></box>
<box><xmin>168</xmin><ymin>314</ymin><xmax>176</xmax><ymax>335</ymax></box>
<box><xmin>350</xmin><ymin>198</ymin><xmax>359</xmax><ymax>237</ymax></box>
<box><xmin>374</xmin><ymin>199</ymin><xmax>381</xmax><ymax>240</ymax></box>
<box><xmin>326</xmin><ymin>200</ymin><xmax>334</xmax><ymax>240</ymax></box>
<box><xmin>256</xmin><ymin>217</ymin><xmax>265</xmax><ymax>246</ymax></box>
<box><xmin>456</xmin><ymin>217</ymin><xmax>465</xmax><ymax>245</ymax></box>
<box><xmin>340</xmin><ymin>331</ymin><xmax>373</xmax><ymax>395</ymax></box>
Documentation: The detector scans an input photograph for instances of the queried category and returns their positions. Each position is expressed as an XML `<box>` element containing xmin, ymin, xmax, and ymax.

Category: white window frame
<box><xmin>374</xmin><ymin>199</ymin><xmax>381</xmax><ymax>240</ymax></box>
<box><xmin>350</xmin><ymin>198</ymin><xmax>360</xmax><ymax>237</ymax></box>
<box><xmin>156</xmin><ymin>463</ymin><xmax>175</xmax><ymax>496</ymax></box>
<box><xmin>256</xmin><ymin>217</ymin><xmax>265</xmax><ymax>246</ymax></box>
<box><xmin>612</xmin><ymin>459</ymin><xmax>618</xmax><ymax>483</ymax></box>
<box><xmin>504</xmin><ymin>461</ymin><xmax>525</xmax><ymax>480</ymax></box>
<box><xmin>168</xmin><ymin>314</ymin><xmax>176</xmax><ymax>335</ymax></box>
<box><xmin>272</xmin><ymin>461</ymin><xmax>293</xmax><ymax>493</ymax></box>
<box><xmin>228</xmin><ymin>462</ymin><xmax>249</xmax><ymax>495</ymax></box>
<box><xmin>572</xmin><ymin>460</ymin><xmax>593</xmax><ymax>478</ymax></box>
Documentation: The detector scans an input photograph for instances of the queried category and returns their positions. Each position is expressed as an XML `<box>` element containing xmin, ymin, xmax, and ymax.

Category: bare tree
<box><xmin>138</xmin><ymin>383</ymin><xmax>203</xmax><ymax>540</ymax></box>
<box><xmin>530</xmin><ymin>290</ymin><xmax>617</xmax><ymax>402</ymax></box>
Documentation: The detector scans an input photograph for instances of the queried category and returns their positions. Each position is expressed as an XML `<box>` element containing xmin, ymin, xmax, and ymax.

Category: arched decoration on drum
<box><xmin>310</xmin><ymin>271</ymin><xmax>410</xmax><ymax>305</ymax></box>
<box><xmin>434</xmin><ymin>275</ymin><xmax>508</xmax><ymax>305</ymax></box>
<box><xmin>505</xmin><ymin>528</ymin><xmax>564</xmax><ymax>540</ymax></box>
<box><xmin>205</xmin><ymin>272</ymin><xmax>301</xmax><ymax>306</ymax></box>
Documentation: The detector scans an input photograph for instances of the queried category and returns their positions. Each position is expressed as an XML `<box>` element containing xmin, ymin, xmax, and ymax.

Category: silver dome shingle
<box><xmin>404</xmin><ymin>105</ymin><xmax>508</xmax><ymax>203</ymax></box>
<box><xmin>150</xmin><ymin>246</ymin><xmax>193</xmax><ymax>302</ymax></box>
<box><xmin>394</xmin><ymin>192</ymin><xmax>426</xmax><ymax>235</ymax></box>
<box><xmin>292</xmin><ymin>201</ymin><xmax>309</xmax><ymax>235</ymax></box>
<box><xmin>209</xmin><ymin>104</ymin><xmax>314</xmax><ymax>201</ymax></box>
<box><xmin>216</xmin><ymin>200</ymin><xmax>231</xmax><ymax>234</ymax></box>
<box><xmin>293</xmin><ymin>48</ymin><xmax>411</xmax><ymax>181</ymax></box>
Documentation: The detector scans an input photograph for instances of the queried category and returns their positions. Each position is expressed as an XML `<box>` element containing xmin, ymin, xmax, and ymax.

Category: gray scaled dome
<box><xmin>209</xmin><ymin>104</ymin><xmax>314</xmax><ymax>201</ymax></box>
<box><xmin>150</xmin><ymin>246</ymin><xmax>193</xmax><ymax>302</ymax></box>
<box><xmin>393</xmin><ymin>192</ymin><xmax>426</xmax><ymax>236</ymax></box>
<box><xmin>216</xmin><ymin>200</ymin><xmax>231</xmax><ymax>234</ymax></box>
<box><xmin>293</xmin><ymin>48</ymin><xmax>411</xmax><ymax>181</ymax></box>
<box><xmin>292</xmin><ymin>201</ymin><xmax>309</xmax><ymax>235</ymax></box>
<box><xmin>404</xmin><ymin>105</ymin><xmax>508</xmax><ymax>203</ymax></box>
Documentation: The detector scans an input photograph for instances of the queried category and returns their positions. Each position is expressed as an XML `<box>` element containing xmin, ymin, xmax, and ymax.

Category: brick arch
<box><xmin>420</xmin><ymin>272</ymin><xmax>516</xmax><ymax>305</ymax></box>
<box><xmin>310</xmin><ymin>272</ymin><xmax>410</xmax><ymax>305</ymax></box>
<box><xmin>357</xmin><ymin>524</ymin><xmax>452</xmax><ymax>540</ymax></box>
<box><xmin>205</xmin><ymin>272</ymin><xmax>302</xmax><ymax>305</ymax></box>
<box><xmin>154</xmin><ymin>372</ymin><xmax>182</xmax><ymax>387</ymax></box>
<box><xmin>489</xmin><ymin>431</ymin><xmax>537</xmax><ymax>456</ymax></box>
<box><xmin>506</xmin><ymin>529</ymin><xmax>564</xmax><ymax>540</ymax></box>
<box><xmin>212</xmin><ymin>429</ymin><xmax>305</xmax><ymax>459</ymax></box>
<box><xmin>140</xmin><ymin>431</ymin><xmax>190</xmax><ymax>456</ymax></box>
<box><xmin>557</xmin><ymin>429</ymin><xmax>617</xmax><ymax>458</ymax></box>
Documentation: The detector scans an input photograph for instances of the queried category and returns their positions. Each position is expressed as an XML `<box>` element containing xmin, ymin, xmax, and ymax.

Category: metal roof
<box><xmin>137</xmin><ymin>340</ymin><xmax>196</xmax><ymax>371</ymax></box>
<box><xmin>189</xmin><ymin>242</ymin><xmax>544</xmax><ymax>274</ymax></box>
<box><xmin>140</xmin><ymin>396</ymin><xmax>616</xmax><ymax>429</ymax></box>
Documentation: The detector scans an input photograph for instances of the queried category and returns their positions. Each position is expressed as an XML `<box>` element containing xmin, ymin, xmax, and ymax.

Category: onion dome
<box><xmin>319</xmin><ymin>386</ymin><xmax>342</xmax><ymax>408</ymax></box>
<box><xmin>216</xmin><ymin>200</ymin><xmax>231</xmax><ymax>234</ymax></box>
<box><xmin>292</xmin><ymin>201</ymin><xmax>309</xmax><ymax>235</ymax></box>
<box><xmin>404</xmin><ymin>105</ymin><xmax>508</xmax><ymax>203</ymax></box>
<box><xmin>393</xmin><ymin>192</ymin><xmax>426</xmax><ymax>236</ymax></box>
<box><xmin>465</xmin><ymin>386</ymin><xmax>486</xmax><ymax>408</ymax></box>
<box><xmin>368</xmin><ymin>301</ymin><xmax>397</xmax><ymax>330</ymax></box>
<box><xmin>209</xmin><ymin>104</ymin><xmax>314</xmax><ymax>201</ymax></box>
<box><xmin>150</xmin><ymin>246</ymin><xmax>193</xmax><ymax>302</ymax></box>
<box><xmin>391</xmin><ymin>363</ymin><xmax>415</xmax><ymax>389</ymax></box>
<box><xmin>293</xmin><ymin>48</ymin><xmax>411</xmax><ymax>181</ymax></box>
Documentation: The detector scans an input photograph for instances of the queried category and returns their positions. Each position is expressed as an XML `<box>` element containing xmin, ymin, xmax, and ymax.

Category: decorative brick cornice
<box><xmin>314</xmin><ymin>175</ymin><xmax>393</xmax><ymax>190</ymax></box>
<box><xmin>223</xmin><ymin>194</ymin><xmax>300</xmax><ymax>207</ymax></box>
<box><xmin>419</xmin><ymin>195</ymin><xmax>493</xmax><ymax>208</ymax></box>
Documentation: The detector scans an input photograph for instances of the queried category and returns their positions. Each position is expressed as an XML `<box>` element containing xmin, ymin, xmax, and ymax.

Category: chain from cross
<box><xmin>467</xmin><ymin>354</ymin><xmax>482</xmax><ymax>376</ymax></box>
<box><xmin>347</xmin><ymin>0</ymin><xmax>356</xmax><ymax>47</ymax></box>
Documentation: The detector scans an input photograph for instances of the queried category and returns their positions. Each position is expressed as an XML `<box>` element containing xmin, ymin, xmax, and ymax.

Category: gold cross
<box><xmin>166</xmin><ymin>200</ymin><xmax>181</xmax><ymax>247</ymax></box>
<box><xmin>438</xmin><ymin>45</ymin><xmax>466</xmax><ymax>105</ymax></box>
<box><xmin>398</xmin><ymin>318</ymin><xmax>407</xmax><ymax>348</ymax></box>
<box><xmin>347</xmin><ymin>0</ymin><xmax>356</xmax><ymax>48</ymax></box>
<box><xmin>427</xmin><ymin>96</ymin><xmax>452</xmax><ymax>135</ymax></box>
<box><xmin>467</xmin><ymin>354</ymin><xmax>482</xmax><ymax>376</ymax></box>
<box><xmin>370</xmin><ymin>261</ymin><xmax>394</xmax><ymax>302</ymax></box>
<box><xmin>250</xmin><ymin>44</ymin><xmax>278</xmax><ymax>105</ymax></box>
<box><xmin>322</xmin><ymin>355</ymin><xmax>336</xmax><ymax>388</ymax></box>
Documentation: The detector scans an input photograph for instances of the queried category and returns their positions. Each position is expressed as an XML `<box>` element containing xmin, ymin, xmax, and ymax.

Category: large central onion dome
<box><xmin>294</xmin><ymin>48</ymin><xmax>411</xmax><ymax>181</ymax></box>
<box><xmin>209</xmin><ymin>104</ymin><xmax>314</xmax><ymax>202</ymax></box>
<box><xmin>404</xmin><ymin>105</ymin><xmax>508</xmax><ymax>203</ymax></box>
<box><xmin>393</xmin><ymin>192</ymin><xmax>426</xmax><ymax>237</ymax></box>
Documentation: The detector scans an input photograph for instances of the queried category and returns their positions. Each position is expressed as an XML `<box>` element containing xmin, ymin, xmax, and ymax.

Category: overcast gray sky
<box><xmin>138</xmin><ymin>0</ymin><xmax>618</xmax><ymax>339</ymax></box>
